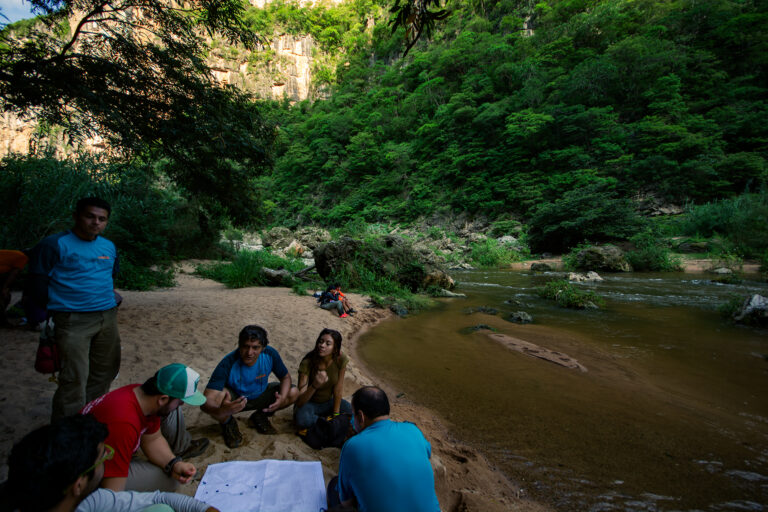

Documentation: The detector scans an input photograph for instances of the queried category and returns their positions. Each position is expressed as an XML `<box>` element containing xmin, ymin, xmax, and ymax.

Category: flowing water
<box><xmin>357</xmin><ymin>270</ymin><xmax>768</xmax><ymax>511</ymax></box>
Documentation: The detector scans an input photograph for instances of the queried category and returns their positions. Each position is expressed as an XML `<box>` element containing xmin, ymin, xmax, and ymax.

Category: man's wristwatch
<box><xmin>164</xmin><ymin>456</ymin><xmax>183</xmax><ymax>476</ymax></box>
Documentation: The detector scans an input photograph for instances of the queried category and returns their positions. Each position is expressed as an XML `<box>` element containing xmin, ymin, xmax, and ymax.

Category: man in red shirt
<box><xmin>81</xmin><ymin>363</ymin><xmax>208</xmax><ymax>492</ymax></box>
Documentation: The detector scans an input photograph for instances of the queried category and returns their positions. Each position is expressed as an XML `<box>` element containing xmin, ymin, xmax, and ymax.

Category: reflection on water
<box><xmin>358</xmin><ymin>270</ymin><xmax>768</xmax><ymax>511</ymax></box>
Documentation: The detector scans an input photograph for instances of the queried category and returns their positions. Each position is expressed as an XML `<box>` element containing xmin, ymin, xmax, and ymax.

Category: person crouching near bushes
<box><xmin>294</xmin><ymin>328</ymin><xmax>352</xmax><ymax>431</ymax></box>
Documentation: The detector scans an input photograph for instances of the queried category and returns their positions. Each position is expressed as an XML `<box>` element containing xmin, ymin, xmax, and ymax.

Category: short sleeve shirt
<box><xmin>298</xmin><ymin>353</ymin><xmax>349</xmax><ymax>403</ymax></box>
<box><xmin>206</xmin><ymin>347</ymin><xmax>288</xmax><ymax>399</ymax></box>
<box><xmin>81</xmin><ymin>384</ymin><xmax>161</xmax><ymax>478</ymax></box>
<box><xmin>338</xmin><ymin>419</ymin><xmax>440</xmax><ymax>512</ymax></box>
<box><xmin>28</xmin><ymin>230</ymin><xmax>118</xmax><ymax>312</ymax></box>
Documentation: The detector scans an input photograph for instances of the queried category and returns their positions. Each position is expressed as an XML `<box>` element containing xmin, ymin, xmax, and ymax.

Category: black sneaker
<box><xmin>248</xmin><ymin>411</ymin><xmax>278</xmax><ymax>435</ymax></box>
<box><xmin>179</xmin><ymin>437</ymin><xmax>210</xmax><ymax>458</ymax></box>
<box><xmin>220</xmin><ymin>418</ymin><xmax>243</xmax><ymax>448</ymax></box>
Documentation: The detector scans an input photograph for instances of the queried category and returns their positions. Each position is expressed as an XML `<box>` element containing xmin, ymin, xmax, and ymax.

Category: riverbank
<box><xmin>511</xmin><ymin>256</ymin><xmax>762</xmax><ymax>273</ymax></box>
<box><xmin>0</xmin><ymin>267</ymin><xmax>548</xmax><ymax>512</ymax></box>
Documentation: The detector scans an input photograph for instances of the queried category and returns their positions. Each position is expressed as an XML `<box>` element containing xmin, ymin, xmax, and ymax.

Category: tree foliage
<box><xmin>0</xmin><ymin>0</ymin><xmax>275</xmax><ymax>221</ymax></box>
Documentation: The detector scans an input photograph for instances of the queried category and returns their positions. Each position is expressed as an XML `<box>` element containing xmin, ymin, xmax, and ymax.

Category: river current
<box><xmin>357</xmin><ymin>270</ymin><xmax>768</xmax><ymax>511</ymax></box>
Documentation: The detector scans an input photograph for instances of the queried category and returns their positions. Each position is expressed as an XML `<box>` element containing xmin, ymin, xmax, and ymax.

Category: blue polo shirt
<box><xmin>206</xmin><ymin>347</ymin><xmax>288</xmax><ymax>399</ymax></box>
<box><xmin>28</xmin><ymin>230</ymin><xmax>118</xmax><ymax>312</ymax></box>
<box><xmin>338</xmin><ymin>419</ymin><xmax>440</xmax><ymax>512</ymax></box>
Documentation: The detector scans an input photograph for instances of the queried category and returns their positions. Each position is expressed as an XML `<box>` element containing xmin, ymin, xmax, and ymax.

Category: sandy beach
<box><xmin>0</xmin><ymin>266</ymin><xmax>548</xmax><ymax>512</ymax></box>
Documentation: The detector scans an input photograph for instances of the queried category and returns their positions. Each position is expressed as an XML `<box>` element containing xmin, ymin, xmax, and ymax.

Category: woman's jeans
<box><xmin>294</xmin><ymin>398</ymin><xmax>352</xmax><ymax>429</ymax></box>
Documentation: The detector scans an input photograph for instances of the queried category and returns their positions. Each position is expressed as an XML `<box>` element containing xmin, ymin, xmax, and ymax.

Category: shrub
<box><xmin>681</xmin><ymin>189</ymin><xmax>768</xmax><ymax>258</ymax></box>
<box><xmin>536</xmin><ymin>279</ymin><xmax>606</xmax><ymax>309</ymax></box>
<box><xmin>625</xmin><ymin>230</ymin><xmax>682</xmax><ymax>271</ymax></box>
<box><xmin>470</xmin><ymin>238</ymin><xmax>524</xmax><ymax>267</ymax></box>
<box><xmin>527</xmin><ymin>184</ymin><xmax>644</xmax><ymax>253</ymax></box>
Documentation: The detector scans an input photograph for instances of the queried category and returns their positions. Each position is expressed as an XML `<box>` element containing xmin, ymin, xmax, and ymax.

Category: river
<box><xmin>357</xmin><ymin>269</ymin><xmax>768</xmax><ymax>511</ymax></box>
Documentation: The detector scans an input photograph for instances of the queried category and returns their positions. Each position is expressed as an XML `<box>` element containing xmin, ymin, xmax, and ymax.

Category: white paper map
<box><xmin>194</xmin><ymin>460</ymin><xmax>326</xmax><ymax>512</ymax></box>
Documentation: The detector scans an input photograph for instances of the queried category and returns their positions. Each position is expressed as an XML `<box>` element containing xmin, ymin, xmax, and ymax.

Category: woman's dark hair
<box><xmin>238</xmin><ymin>325</ymin><xmax>269</xmax><ymax>347</ymax></box>
<box><xmin>7</xmin><ymin>414</ymin><xmax>108</xmax><ymax>511</ymax></box>
<box><xmin>352</xmin><ymin>386</ymin><xmax>390</xmax><ymax>419</ymax></box>
<box><xmin>303</xmin><ymin>328</ymin><xmax>343</xmax><ymax>382</ymax></box>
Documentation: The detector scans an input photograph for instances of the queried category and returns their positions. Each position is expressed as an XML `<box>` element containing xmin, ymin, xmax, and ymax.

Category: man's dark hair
<box><xmin>140</xmin><ymin>373</ymin><xmax>163</xmax><ymax>396</ymax></box>
<box><xmin>352</xmin><ymin>386</ymin><xmax>390</xmax><ymax>419</ymax></box>
<box><xmin>238</xmin><ymin>324</ymin><xmax>269</xmax><ymax>347</ymax></box>
<box><xmin>75</xmin><ymin>197</ymin><xmax>112</xmax><ymax>216</ymax></box>
<box><xmin>6</xmin><ymin>414</ymin><xmax>108</xmax><ymax>511</ymax></box>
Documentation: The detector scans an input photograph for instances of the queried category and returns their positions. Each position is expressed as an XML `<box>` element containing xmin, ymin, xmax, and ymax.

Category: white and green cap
<box><xmin>156</xmin><ymin>363</ymin><xmax>206</xmax><ymax>406</ymax></box>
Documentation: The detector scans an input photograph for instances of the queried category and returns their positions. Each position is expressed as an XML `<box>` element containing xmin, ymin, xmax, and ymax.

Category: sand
<box><xmin>0</xmin><ymin>266</ymin><xmax>549</xmax><ymax>512</ymax></box>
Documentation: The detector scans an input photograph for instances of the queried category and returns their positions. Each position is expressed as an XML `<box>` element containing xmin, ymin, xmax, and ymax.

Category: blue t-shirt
<box><xmin>338</xmin><ymin>419</ymin><xmax>440</xmax><ymax>512</ymax></box>
<box><xmin>206</xmin><ymin>347</ymin><xmax>288</xmax><ymax>399</ymax></box>
<box><xmin>28</xmin><ymin>230</ymin><xmax>118</xmax><ymax>312</ymax></box>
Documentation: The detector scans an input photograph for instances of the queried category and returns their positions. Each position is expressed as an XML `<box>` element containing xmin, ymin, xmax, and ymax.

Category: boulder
<box><xmin>423</xmin><ymin>270</ymin><xmax>455</xmax><ymax>290</ymax></box>
<box><xmin>284</xmin><ymin>240</ymin><xmax>307</xmax><ymax>258</ymax></box>
<box><xmin>568</xmin><ymin>271</ymin><xmax>604</xmax><ymax>282</ymax></box>
<box><xmin>733</xmin><ymin>294</ymin><xmax>768</xmax><ymax>325</ymax></box>
<box><xmin>572</xmin><ymin>245</ymin><xmax>632</xmax><ymax>272</ymax></box>
<box><xmin>530</xmin><ymin>262</ymin><xmax>552</xmax><ymax>272</ymax></box>
<box><xmin>711</xmin><ymin>267</ymin><xmax>733</xmax><ymax>275</ymax></box>
<box><xmin>314</xmin><ymin>237</ymin><xmax>362</xmax><ymax>279</ymax></box>
<box><xmin>505</xmin><ymin>311</ymin><xmax>533</xmax><ymax>324</ymax></box>
<box><xmin>295</xmin><ymin>227</ymin><xmax>331</xmax><ymax>249</ymax></box>
<box><xmin>260</xmin><ymin>267</ymin><xmax>292</xmax><ymax>286</ymax></box>
<box><xmin>389</xmin><ymin>303</ymin><xmax>409</xmax><ymax>317</ymax></box>
<box><xmin>262</xmin><ymin>227</ymin><xmax>294</xmax><ymax>249</ymax></box>
<box><xmin>497</xmin><ymin>235</ymin><xmax>518</xmax><ymax>247</ymax></box>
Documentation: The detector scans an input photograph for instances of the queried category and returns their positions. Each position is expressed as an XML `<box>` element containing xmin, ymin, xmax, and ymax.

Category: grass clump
<box><xmin>625</xmin><ymin>230</ymin><xmax>682</xmax><ymax>271</ymax></box>
<box><xmin>195</xmin><ymin>250</ymin><xmax>304</xmax><ymax>288</ymax></box>
<box><xmin>536</xmin><ymin>280</ymin><xmax>606</xmax><ymax>309</ymax></box>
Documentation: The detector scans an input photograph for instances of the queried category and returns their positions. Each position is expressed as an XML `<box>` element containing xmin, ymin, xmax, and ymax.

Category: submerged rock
<box><xmin>568</xmin><ymin>271</ymin><xmax>604</xmax><ymax>282</ymax></box>
<box><xmin>505</xmin><ymin>311</ymin><xmax>533</xmax><ymax>324</ymax></box>
<box><xmin>460</xmin><ymin>324</ymin><xmax>496</xmax><ymax>334</ymax></box>
<box><xmin>434</xmin><ymin>289</ymin><xmax>467</xmax><ymax>298</ymax></box>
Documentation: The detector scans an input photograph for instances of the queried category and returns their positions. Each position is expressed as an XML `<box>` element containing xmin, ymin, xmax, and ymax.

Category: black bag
<box><xmin>299</xmin><ymin>413</ymin><xmax>352</xmax><ymax>449</ymax></box>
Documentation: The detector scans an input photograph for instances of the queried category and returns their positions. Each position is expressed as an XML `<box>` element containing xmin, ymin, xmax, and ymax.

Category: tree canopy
<box><xmin>0</xmin><ymin>0</ymin><xmax>275</xmax><ymax>222</ymax></box>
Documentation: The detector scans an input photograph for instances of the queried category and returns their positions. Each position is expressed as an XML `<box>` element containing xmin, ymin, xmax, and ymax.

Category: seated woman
<box><xmin>294</xmin><ymin>328</ymin><xmax>353</xmax><ymax>429</ymax></box>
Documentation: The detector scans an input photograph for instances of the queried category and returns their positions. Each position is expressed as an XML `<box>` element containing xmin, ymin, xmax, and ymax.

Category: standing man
<box><xmin>81</xmin><ymin>363</ymin><xmax>209</xmax><ymax>492</ymax></box>
<box><xmin>202</xmin><ymin>325</ymin><xmax>298</xmax><ymax>448</ymax></box>
<box><xmin>327</xmin><ymin>386</ymin><xmax>441</xmax><ymax>512</ymax></box>
<box><xmin>27</xmin><ymin>197</ymin><xmax>120</xmax><ymax>420</ymax></box>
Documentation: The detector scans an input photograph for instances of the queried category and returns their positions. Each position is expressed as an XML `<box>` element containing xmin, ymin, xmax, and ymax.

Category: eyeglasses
<box><xmin>79</xmin><ymin>444</ymin><xmax>114</xmax><ymax>478</ymax></box>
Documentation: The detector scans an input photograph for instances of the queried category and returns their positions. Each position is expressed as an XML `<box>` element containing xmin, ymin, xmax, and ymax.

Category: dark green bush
<box><xmin>536</xmin><ymin>279</ymin><xmax>606</xmax><ymax>309</ymax></box>
<box><xmin>527</xmin><ymin>184</ymin><xmax>644</xmax><ymax>254</ymax></box>
<box><xmin>625</xmin><ymin>230</ymin><xmax>682</xmax><ymax>271</ymax></box>
<box><xmin>470</xmin><ymin>238</ymin><xmax>524</xmax><ymax>267</ymax></box>
<box><xmin>0</xmin><ymin>154</ymin><xmax>220</xmax><ymax>289</ymax></box>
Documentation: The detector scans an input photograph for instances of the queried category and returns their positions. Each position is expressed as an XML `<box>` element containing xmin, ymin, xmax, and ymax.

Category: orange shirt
<box><xmin>0</xmin><ymin>250</ymin><xmax>28</xmax><ymax>274</ymax></box>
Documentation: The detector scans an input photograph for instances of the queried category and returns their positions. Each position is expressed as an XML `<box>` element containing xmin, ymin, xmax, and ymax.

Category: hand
<box><xmin>263</xmin><ymin>391</ymin><xmax>283</xmax><ymax>413</ymax></box>
<box><xmin>222</xmin><ymin>395</ymin><xmax>247</xmax><ymax>415</ymax></box>
<box><xmin>312</xmin><ymin>370</ymin><xmax>329</xmax><ymax>389</ymax></box>
<box><xmin>172</xmin><ymin>461</ymin><xmax>197</xmax><ymax>484</ymax></box>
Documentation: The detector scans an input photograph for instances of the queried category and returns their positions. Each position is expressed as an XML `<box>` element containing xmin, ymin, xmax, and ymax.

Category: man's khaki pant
<box><xmin>51</xmin><ymin>307</ymin><xmax>121</xmax><ymax>420</ymax></box>
<box><xmin>126</xmin><ymin>407</ymin><xmax>192</xmax><ymax>492</ymax></box>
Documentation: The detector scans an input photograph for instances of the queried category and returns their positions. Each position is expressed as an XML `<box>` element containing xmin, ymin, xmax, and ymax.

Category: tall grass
<box><xmin>536</xmin><ymin>280</ymin><xmax>606</xmax><ymax>309</ymax></box>
<box><xmin>195</xmin><ymin>250</ymin><xmax>304</xmax><ymax>288</ymax></box>
<box><xmin>470</xmin><ymin>238</ymin><xmax>525</xmax><ymax>267</ymax></box>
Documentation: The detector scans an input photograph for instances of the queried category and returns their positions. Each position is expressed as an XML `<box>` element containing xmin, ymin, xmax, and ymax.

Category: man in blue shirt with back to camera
<box><xmin>28</xmin><ymin>197</ymin><xmax>121</xmax><ymax>421</ymax></box>
<box><xmin>202</xmin><ymin>325</ymin><xmax>299</xmax><ymax>448</ymax></box>
<box><xmin>327</xmin><ymin>386</ymin><xmax>441</xmax><ymax>512</ymax></box>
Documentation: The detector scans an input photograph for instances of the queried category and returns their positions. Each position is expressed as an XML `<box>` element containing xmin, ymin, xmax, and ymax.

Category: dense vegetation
<box><xmin>260</xmin><ymin>0</ymin><xmax>767</xmax><ymax>253</ymax></box>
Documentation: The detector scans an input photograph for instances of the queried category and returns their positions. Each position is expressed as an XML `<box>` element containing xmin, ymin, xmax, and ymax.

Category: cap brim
<box><xmin>182</xmin><ymin>390</ymin><xmax>206</xmax><ymax>406</ymax></box>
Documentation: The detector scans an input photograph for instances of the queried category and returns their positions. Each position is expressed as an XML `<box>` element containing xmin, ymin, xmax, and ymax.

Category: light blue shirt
<box><xmin>29</xmin><ymin>230</ymin><xmax>117</xmax><ymax>312</ymax></box>
<box><xmin>338</xmin><ymin>419</ymin><xmax>441</xmax><ymax>512</ymax></box>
